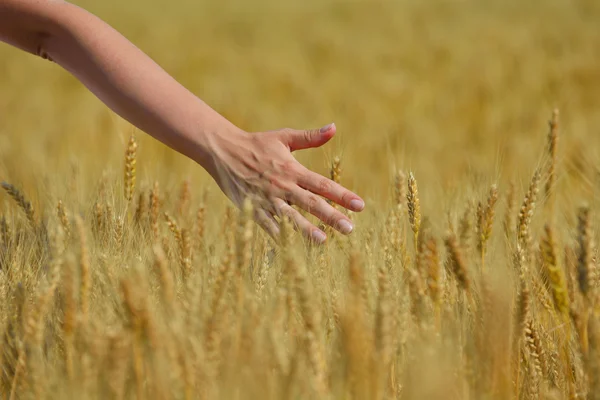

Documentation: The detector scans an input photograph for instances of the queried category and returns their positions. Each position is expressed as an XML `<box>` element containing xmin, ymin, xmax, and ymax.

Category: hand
<box><xmin>205</xmin><ymin>123</ymin><xmax>365</xmax><ymax>244</ymax></box>
<box><xmin>0</xmin><ymin>0</ymin><xmax>363</xmax><ymax>243</ymax></box>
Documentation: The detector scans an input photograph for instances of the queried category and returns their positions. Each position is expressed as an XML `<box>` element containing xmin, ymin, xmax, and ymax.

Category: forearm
<box><xmin>0</xmin><ymin>0</ymin><xmax>238</xmax><ymax>173</ymax></box>
<box><xmin>1</xmin><ymin>0</ymin><xmax>366</xmax><ymax>242</ymax></box>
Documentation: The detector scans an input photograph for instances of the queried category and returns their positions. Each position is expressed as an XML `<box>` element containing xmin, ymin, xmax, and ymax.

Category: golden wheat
<box><xmin>1</xmin><ymin>182</ymin><xmax>35</xmax><ymax>228</ymax></box>
<box><xmin>1</xmin><ymin>0</ymin><xmax>600</xmax><ymax>398</ymax></box>
<box><xmin>124</xmin><ymin>135</ymin><xmax>138</xmax><ymax>202</ymax></box>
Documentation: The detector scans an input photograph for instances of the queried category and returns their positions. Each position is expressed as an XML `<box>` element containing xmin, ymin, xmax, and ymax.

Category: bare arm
<box><xmin>0</xmin><ymin>0</ymin><xmax>365</xmax><ymax>243</ymax></box>
<box><xmin>0</xmin><ymin>0</ymin><xmax>234</xmax><ymax>168</ymax></box>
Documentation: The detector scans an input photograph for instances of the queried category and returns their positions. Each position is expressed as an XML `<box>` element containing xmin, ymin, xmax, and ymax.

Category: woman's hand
<box><xmin>0</xmin><ymin>1</ymin><xmax>363</xmax><ymax>244</ymax></box>
<box><xmin>205</xmin><ymin>123</ymin><xmax>365</xmax><ymax>243</ymax></box>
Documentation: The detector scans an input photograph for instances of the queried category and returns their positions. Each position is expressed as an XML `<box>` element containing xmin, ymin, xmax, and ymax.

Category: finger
<box><xmin>297</xmin><ymin>168</ymin><xmax>365</xmax><ymax>212</ymax></box>
<box><xmin>254</xmin><ymin>208</ymin><xmax>280</xmax><ymax>240</ymax></box>
<box><xmin>285</xmin><ymin>187</ymin><xmax>354</xmax><ymax>235</ymax></box>
<box><xmin>283</xmin><ymin>123</ymin><xmax>336</xmax><ymax>152</ymax></box>
<box><xmin>273</xmin><ymin>198</ymin><xmax>327</xmax><ymax>244</ymax></box>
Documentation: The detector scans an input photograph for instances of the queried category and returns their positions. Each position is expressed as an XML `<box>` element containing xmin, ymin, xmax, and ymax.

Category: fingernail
<box><xmin>320</xmin><ymin>123</ymin><xmax>334</xmax><ymax>133</ymax></box>
<box><xmin>350</xmin><ymin>199</ymin><xmax>365</xmax><ymax>211</ymax></box>
<box><xmin>312</xmin><ymin>230</ymin><xmax>327</xmax><ymax>244</ymax></box>
<box><xmin>338</xmin><ymin>219</ymin><xmax>354</xmax><ymax>234</ymax></box>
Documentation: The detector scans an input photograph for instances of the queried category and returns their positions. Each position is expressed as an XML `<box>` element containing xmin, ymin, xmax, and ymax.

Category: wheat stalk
<box><xmin>177</xmin><ymin>180</ymin><xmax>191</xmax><ymax>217</ymax></box>
<box><xmin>407</xmin><ymin>172</ymin><xmax>421</xmax><ymax>251</ymax></box>
<box><xmin>150</xmin><ymin>182</ymin><xmax>160</xmax><ymax>238</ymax></box>
<box><xmin>0</xmin><ymin>216</ymin><xmax>10</xmax><ymax>249</ymax></box>
<box><xmin>1</xmin><ymin>182</ymin><xmax>35</xmax><ymax>227</ymax></box>
<box><xmin>152</xmin><ymin>243</ymin><xmax>174</xmax><ymax>308</ymax></box>
<box><xmin>517</xmin><ymin>170</ymin><xmax>541</xmax><ymax>260</ymax></box>
<box><xmin>577</xmin><ymin>206</ymin><xmax>593</xmax><ymax>301</ymax></box>
<box><xmin>546</xmin><ymin>109</ymin><xmax>559</xmax><ymax>214</ymax></box>
<box><xmin>61</xmin><ymin>253</ymin><xmax>77</xmax><ymax>381</ymax></box>
<box><xmin>445</xmin><ymin>232</ymin><xmax>471</xmax><ymax>294</ymax></box>
<box><xmin>459</xmin><ymin>201</ymin><xmax>474</xmax><ymax>252</ymax></box>
<box><xmin>504</xmin><ymin>182</ymin><xmax>517</xmax><ymax>243</ymax></box>
<box><xmin>124</xmin><ymin>135</ymin><xmax>138</xmax><ymax>202</ymax></box>
<box><xmin>478</xmin><ymin>184</ymin><xmax>499</xmax><ymax>269</ymax></box>
<box><xmin>394</xmin><ymin>169</ymin><xmax>407</xmax><ymax>212</ymax></box>
<box><xmin>134</xmin><ymin>191</ymin><xmax>147</xmax><ymax>226</ymax></box>
<box><xmin>75</xmin><ymin>215</ymin><xmax>91</xmax><ymax>324</ymax></box>
<box><xmin>57</xmin><ymin>201</ymin><xmax>71</xmax><ymax>238</ymax></box>
<box><xmin>541</xmin><ymin>224</ymin><xmax>569</xmax><ymax>316</ymax></box>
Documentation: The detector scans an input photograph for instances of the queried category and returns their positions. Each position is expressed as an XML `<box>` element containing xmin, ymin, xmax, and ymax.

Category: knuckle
<box><xmin>281</xmin><ymin>162</ymin><xmax>303</xmax><ymax>181</ymax></box>
<box><xmin>303</xmin><ymin>129</ymin><xmax>313</xmax><ymax>144</ymax></box>
<box><xmin>306</xmin><ymin>194</ymin><xmax>319</xmax><ymax>211</ymax></box>
<box><xmin>325</xmin><ymin>208</ymin><xmax>344</xmax><ymax>226</ymax></box>
<box><xmin>280</xmin><ymin>160</ymin><xmax>295</xmax><ymax>174</ymax></box>
<box><xmin>318</xmin><ymin>179</ymin><xmax>333</xmax><ymax>195</ymax></box>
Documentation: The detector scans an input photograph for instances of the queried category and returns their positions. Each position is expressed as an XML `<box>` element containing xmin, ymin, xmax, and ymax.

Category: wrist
<box><xmin>190</xmin><ymin>115</ymin><xmax>246</xmax><ymax>178</ymax></box>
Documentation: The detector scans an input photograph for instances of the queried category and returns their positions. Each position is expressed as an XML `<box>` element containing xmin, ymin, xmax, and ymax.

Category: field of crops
<box><xmin>1</xmin><ymin>0</ymin><xmax>600</xmax><ymax>398</ymax></box>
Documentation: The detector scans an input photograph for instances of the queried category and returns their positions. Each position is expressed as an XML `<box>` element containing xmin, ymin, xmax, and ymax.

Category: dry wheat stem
<box><xmin>124</xmin><ymin>135</ymin><xmax>138</xmax><ymax>202</ymax></box>
<box><xmin>1</xmin><ymin>182</ymin><xmax>36</xmax><ymax>228</ymax></box>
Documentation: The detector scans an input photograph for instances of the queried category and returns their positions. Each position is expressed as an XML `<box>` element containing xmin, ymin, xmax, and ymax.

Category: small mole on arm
<box><xmin>35</xmin><ymin>32</ymin><xmax>54</xmax><ymax>62</ymax></box>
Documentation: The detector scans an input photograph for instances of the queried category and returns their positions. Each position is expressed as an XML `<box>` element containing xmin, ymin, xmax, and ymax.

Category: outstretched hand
<box><xmin>207</xmin><ymin>123</ymin><xmax>365</xmax><ymax>243</ymax></box>
<box><xmin>0</xmin><ymin>1</ymin><xmax>364</xmax><ymax>243</ymax></box>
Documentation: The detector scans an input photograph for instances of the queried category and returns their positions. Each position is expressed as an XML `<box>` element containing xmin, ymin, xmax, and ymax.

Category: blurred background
<box><xmin>1</xmin><ymin>0</ymin><xmax>600</xmax><ymax>220</ymax></box>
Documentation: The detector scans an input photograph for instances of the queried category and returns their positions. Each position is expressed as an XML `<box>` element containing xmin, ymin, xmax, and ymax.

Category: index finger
<box><xmin>296</xmin><ymin>168</ymin><xmax>365</xmax><ymax>212</ymax></box>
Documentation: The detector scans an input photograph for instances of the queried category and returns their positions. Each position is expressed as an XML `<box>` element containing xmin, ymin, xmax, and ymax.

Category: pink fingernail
<box><xmin>338</xmin><ymin>220</ymin><xmax>354</xmax><ymax>234</ymax></box>
<box><xmin>350</xmin><ymin>199</ymin><xmax>365</xmax><ymax>211</ymax></box>
<box><xmin>312</xmin><ymin>230</ymin><xmax>327</xmax><ymax>244</ymax></box>
<box><xmin>320</xmin><ymin>123</ymin><xmax>334</xmax><ymax>133</ymax></box>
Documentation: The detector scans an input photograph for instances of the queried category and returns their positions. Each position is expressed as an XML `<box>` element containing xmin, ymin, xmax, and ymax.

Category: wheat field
<box><xmin>1</xmin><ymin>0</ymin><xmax>600</xmax><ymax>398</ymax></box>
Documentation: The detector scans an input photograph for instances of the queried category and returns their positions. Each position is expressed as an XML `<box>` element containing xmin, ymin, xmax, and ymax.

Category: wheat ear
<box><xmin>124</xmin><ymin>135</ymin><xmax>138</xmax><ymax>202</ymax></box>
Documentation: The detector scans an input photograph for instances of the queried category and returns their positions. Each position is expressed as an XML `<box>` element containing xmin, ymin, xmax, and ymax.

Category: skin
<box><xmin>0</xmin><ymin>0</ymin><xmax>365</xmax><ymax>244</ymax></box>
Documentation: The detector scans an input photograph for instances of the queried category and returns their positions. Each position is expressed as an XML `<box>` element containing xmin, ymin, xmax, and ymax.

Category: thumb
<box><xmin>284</xmin><ymin>123</ymin><xmax>336</xmax><ymax>151</ymax></box>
